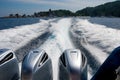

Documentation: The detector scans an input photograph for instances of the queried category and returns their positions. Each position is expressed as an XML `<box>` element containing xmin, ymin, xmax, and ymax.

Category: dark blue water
<box><xmin>0</xmin><ymin>18</ymin><xmax>41</xmax><ymax>30</ymax></box>
<box><xmin>88</xmin><ymin>17</ymin><xmax>120</xmax><ymax>30</ymax></box>
<box><xmin>0</xmin><ymin>17</ymin><xmax>120</xmax><ymax>30</ymax></box>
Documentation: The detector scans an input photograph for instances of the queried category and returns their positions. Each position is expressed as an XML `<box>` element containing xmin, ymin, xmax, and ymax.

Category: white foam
<box><xmin>76</xmin><ymin>19</ymin><xmax>120</xmax><ymax>54</ymax></box>
<box><xmin>0</xmin><ymin>19</ymin><xmax>52</xmax><ymax>51</ymax></box>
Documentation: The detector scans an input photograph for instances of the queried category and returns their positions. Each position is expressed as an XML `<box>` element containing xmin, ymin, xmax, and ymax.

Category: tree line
<box><xmin>4</xmin><ymin>0</ymin><xmax>120</xmax><ymax>18</ymax></box>
<box><xmin>76</xmin><ymin>1</ymin><xmax>120</xmax><ymax>17</ymax></box>
<box><xmin>6</xmin><ymin>9</ymin><xmax>75</xmax><ymax>18</ymax></box>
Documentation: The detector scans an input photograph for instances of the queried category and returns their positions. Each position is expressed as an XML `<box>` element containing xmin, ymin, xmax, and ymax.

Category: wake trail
<box><xmin>38</xmin><ymin>18</ymin><xmax>75</xmax><ymax>80</ymax></box>
<box><xmin>70</xmin><ymin>18</ymin><xmax>120</xmax><ymax>79</ymax></box>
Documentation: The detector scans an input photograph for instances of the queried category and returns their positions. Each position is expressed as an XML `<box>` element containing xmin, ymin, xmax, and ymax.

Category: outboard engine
<box><xmin>21</xmin><ymin>49</ymin><xmax>53</xmax><ymax>80</ymax></box>
<box><xmin>0</xmin><ymin>49</ymin><xmax>19</xmax><ymax>80</ymax></box>
<box><xmin>59</xmin><ymin>49</ymin><xmax>87</xmax><ymax>80</ymax></box>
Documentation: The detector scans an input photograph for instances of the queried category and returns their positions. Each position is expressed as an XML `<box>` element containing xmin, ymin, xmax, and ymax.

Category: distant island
<box><xmin>3</xmin><ymin>0</ymin><xmax>120</xmax><ymax>18</ymax></box>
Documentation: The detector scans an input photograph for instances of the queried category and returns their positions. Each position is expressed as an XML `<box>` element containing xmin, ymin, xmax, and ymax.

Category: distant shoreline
<box><xmin>1</xmin><ymin>16</ymin><xmax>120</xmax><ymax>19</ymax></box>
<box><xmin>2</xmin><ymin>0</ymin><xmax>120</xmax><ymax>19</ymax></box>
